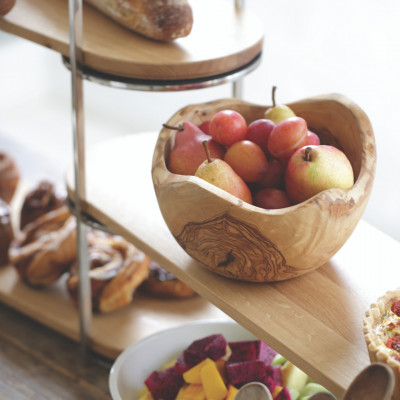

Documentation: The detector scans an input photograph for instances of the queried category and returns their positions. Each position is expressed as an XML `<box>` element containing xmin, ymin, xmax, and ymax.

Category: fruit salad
<box><xmin>138</xmin><ymin>334</ymin><xmax>334</xmax><ymax>400</ymax></box>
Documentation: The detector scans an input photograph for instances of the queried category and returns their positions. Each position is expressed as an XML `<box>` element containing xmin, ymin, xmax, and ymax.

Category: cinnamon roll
<box><xmin>9</xmin><ymin>206</ymin><xmax>77</xmax><ymax>286</ymax></box>
<box><xmin>66</xmin><ymin>229</ymin><xmax>150</xmax><ymax>313</ymax></box>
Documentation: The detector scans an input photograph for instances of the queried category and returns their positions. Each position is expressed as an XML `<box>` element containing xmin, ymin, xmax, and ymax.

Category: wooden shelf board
<box><xmin>0</xmin><ymin>259</ymin><xmax>230</xmax><ymax>360</ymax></box>
<box><xmin>0</xmin><ymin>0</ymin><xmax>264</xmax><ymax>80</ymax></box>
<box><xmin>65</xmin><ymin>132</ymin><xmax>400</xmax><ymax>398</ymax></box>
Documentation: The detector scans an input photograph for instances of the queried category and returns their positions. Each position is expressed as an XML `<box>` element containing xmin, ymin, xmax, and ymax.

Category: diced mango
<box><xmin>175</xmin><ymin>385</ymin><xmax>187</xmax><ymax>400</ymax></box>
<box><xmin>225</xmin><ymin>385</ymin><xmax>239</xmax><ymax>400</ymax></box>
<box><xmin>183</xmin><ymin>358</ymin><xmax>214</xmax><ymax>384</ymax></box>
<box><xmin>138</xmin><ymin>385</ymin><xmax>153</xmax><ymax>400</ymax></box>
<box><xmin>181</xmin><ymin>383</ymin><xmax>206</xmax><ymax>400</ymax></box>
<box><xmin>200</xmin><ymin>360</ymin><xmax>228</xmax><ymax>400</ymax></box>
<box><xmin>272</xmin><ymin>386</ymin><xmax>283</xmax><ymax>399</ymax></box>
<box><xmin>214</xmin><ymin>359</ymin><xmax>227</xmax><ymax>383</ymax></box>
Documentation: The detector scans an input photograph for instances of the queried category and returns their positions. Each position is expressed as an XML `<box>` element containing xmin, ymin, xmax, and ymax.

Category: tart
<box><xmin>364</xmin><ymin>289</ymin><xmax>400</xmax><ymax>400</ymax></box>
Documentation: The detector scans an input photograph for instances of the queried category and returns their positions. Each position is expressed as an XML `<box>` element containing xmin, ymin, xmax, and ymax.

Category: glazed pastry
<box><xmin>364</xmin><ymin>289</ymin><xmax>400</xmax><ymax>400</ymax></box>
<box><xmin>0</xmin><ymin>151</ymin><xmax>20</xmax><ymax>203</ymax></box>
<box><xmin>8</xmin><ymin>206</ymin><xmax>77</xmax><ymax>286</ymax></box>
<box><xmin>0</xmin><ymin>199</ymin><xmax>14</xmax><ymax>266</ymax></box>
<box><xmin>141</xmin><ymin>260</ymin><xmax>197</xmax><ymax>299</ymax></box>
<box><xmin>20</xmin><ymin>180</ymin><xmax>66</xmax><ymax>230</ymax></box>
<box><xmin>84</xmin><ymin>0</ymin><xmax>193</xmax><ymax>41</ymax></box>
<box><xmin>66</xmin><ymin>229</ymin><xmax>150</xmax><ymax>313</ymax></box>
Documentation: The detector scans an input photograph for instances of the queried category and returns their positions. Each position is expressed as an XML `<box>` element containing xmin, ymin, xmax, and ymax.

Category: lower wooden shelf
<box><xmin>65</xmin><ymin>131</ymin><xmax>400</xmax><ymax>398</ymax></box>
<box><xmin>0</xmin><ymin>264</ymin><xmax>230</xmax><ymax>360</ymax></box>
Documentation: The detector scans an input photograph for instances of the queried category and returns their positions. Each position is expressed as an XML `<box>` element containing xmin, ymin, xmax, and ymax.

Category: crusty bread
<box><xmin>84</xmin><ymin>0</ymin><xmax>193</xmax><ymax>41</ymax></box>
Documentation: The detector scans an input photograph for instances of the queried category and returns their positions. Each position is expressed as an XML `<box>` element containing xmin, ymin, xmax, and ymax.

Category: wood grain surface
<box><xmin>152</xmin><ymin>95</ymin><xmax>376</xmax><ymax>282</ymax></box>
<box><xmin>0</xmin><ymin>0</ymin><xmax>264</xmax><ymax>80</ymax></box>
<box><xmin>0</xmin><ymin>302</ymin><xmax>111</xmax><ymax>400</ymax></box>
<box><xmin>64</xmin><ymin>131</ymin><xmax>399</xmax><ymax>399</ymax></box>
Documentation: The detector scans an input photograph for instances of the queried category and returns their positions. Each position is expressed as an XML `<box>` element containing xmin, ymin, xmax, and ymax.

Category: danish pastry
<box><xmin>66</xmin><ymin>229</ymin><xmax>150</xmax><ymax>313</ymax></box>
<box><xmin>8</xmin><ymin>206</ymin><xmax>77</xmax><ymax>286</ymax></box>
<box><xmin>20</xmin><ymin>180</ymin><xmax>66</xmax><ymax>230</ymax></box>
<box><xmin>141</xmin><ymin>260</ymin><xmax>197</xmax><ymax>299</ymax></box>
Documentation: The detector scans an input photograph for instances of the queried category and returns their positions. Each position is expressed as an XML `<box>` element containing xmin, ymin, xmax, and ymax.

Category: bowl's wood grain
<box><xmin>152</xmin><ymin>94</ymin><xmax>376</xmax><ymax>282</ymax></box>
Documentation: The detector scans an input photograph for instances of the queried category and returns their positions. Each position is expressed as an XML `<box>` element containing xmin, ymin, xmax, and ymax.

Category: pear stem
<box><xmin>202</xmin><ymin>140</ymin><xmax>213</xmax><ymax>163</ymax></box>
<box><xmin>271</xmin><ymin>86</ymin><xmax>277</xmax><ymax>107</ymax></box>
<box><xmin>162</xmin><ymin>123</ymin><xmax>183</xmax><ymax>131</ymax></box>
<box><xmin>304</xmin><ymin>146</ymin><xmax>312</xmax><ymax>162</ymax></box>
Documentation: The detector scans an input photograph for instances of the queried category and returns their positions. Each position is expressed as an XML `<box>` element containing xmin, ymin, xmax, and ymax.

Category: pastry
<box><xmin>141</xmin><ymin>260</ymin><xmax>197</xmax><ymax>299</ymax></box>
<box><xmin>84</xmin><ymin>0</ymin><xmax>193</xmax><ymax>41</ymax></box>
<box><xmin>0</xmin><ymin>151</ymin><xmax>20</xmax><ymax>203</ymax></box>
<box><xmin>0</xmin><ymin>199</ymin><xmax>14</xmax><ymax>266</ymax></box>
<box><xmin>364</xmin><ymin>289</ymin><xmax>400</xmax><ymax>400</ymax></box>
<box><xmin>20</xmin><ymin>180</ymin><xmax>66</xmax><ymax>230</ymax></box>
<box><xmin>66</xmin><ymin>229</ymin><xmax>150</xmax><ymax>313</ymax></box>
<box><xmin>0</xmin><ymin>0</ymin><xmax>16</xmax><ymax>16</ymax></box>
<box><xmin>8</xmin><ymin>206</ymin><xmax>77</xmax><ymax>286</ymax></box>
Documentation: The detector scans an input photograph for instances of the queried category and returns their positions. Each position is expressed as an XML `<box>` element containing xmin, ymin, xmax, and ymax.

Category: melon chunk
<box><xmin>145</xmin><ymin>365</ymin><xmax>184</xmax><ymax>400</ymax></box>
<box><xmin>184</xmin><ymin>334</ymin><xmax>227</xmax><ymax>366</ymax></box>
<box><xmin>281</xmin><ymin>362</ymin><xmax>308</xmax><ymax>393</ymax></box>
<box><xmin>228</xmin><ymin>340</ymin><xmax>277</xmax><ymax>365</ymax></box>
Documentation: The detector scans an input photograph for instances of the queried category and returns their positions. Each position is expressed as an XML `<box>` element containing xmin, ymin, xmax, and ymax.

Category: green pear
<box><xmin>195</xmin><ymin>141</ymin><xmax>253</xmax><ymax>204</ymax></box>
<box><xmin>264</xmin><ymin>86</ymin><xmax>296</xmax><ymax>124</ymax></box>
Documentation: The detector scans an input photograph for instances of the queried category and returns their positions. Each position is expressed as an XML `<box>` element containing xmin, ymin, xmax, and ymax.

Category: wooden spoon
<box><xmin>342</xmin><ymin>362</ymin><xmax>394</xmax><ymax>400</ymax></box>
<box><xmin>235</xmin><ymin>382</ymin><xmax>273</xmax><ymax>400</ymax></box>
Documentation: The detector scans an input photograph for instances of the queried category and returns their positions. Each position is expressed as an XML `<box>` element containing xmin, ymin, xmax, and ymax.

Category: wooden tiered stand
<box><xmin>1</xmin><ymin>1</ymin><xmax>399</xmax><ymax>399</ymax></box>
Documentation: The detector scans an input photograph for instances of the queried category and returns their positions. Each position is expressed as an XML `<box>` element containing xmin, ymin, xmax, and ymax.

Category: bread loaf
<box><xmin>84</xmin><ymin>0</ymin><xmax>193</xmax><ymax>41</ymax></box>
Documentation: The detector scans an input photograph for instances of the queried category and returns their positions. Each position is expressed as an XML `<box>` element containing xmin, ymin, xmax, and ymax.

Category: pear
<box><xmin>264</xmin><ymin>86</ymin><xmax>296</xmax><ymax>124</ymax></box>
<box><xmin>166</xmin><ymin>122</ymin><xmax>226</xmax><ymax>176</ymax></box>
<box><xmin>195</xmin><ymin>141</ymin><xmax>252</xmax><ymax>204</ymax></box>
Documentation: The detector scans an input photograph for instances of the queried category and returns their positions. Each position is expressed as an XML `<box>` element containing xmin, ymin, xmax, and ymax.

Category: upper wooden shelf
<box><xmin>0</xmin><ymin>0</ymin><xmax>264</xmax><ymax>81</ymax></box>
<box><xmin>65</xmin><ymin>132</ymin><xmax>400</xmax><ymax>399</ymax></box>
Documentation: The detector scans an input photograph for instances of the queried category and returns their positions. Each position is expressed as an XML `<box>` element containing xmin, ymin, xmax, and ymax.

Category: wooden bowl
<box><xmin>151</xmin><ymin>94</ymin><xmax>376</xmax><ymax>282</ymax></box>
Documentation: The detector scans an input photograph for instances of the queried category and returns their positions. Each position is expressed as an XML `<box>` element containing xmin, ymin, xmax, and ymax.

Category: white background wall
<box><xmin>0</xmin><ymin>0</ymin><xmax>399</xmax><ymax>242</ymax></box>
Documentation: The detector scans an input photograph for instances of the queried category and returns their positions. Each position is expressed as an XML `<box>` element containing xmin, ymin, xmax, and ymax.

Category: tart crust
<box><xmin>364</xmin><ymin>289</ymin><xmax>400</xmax><ymax>400</ymax></box>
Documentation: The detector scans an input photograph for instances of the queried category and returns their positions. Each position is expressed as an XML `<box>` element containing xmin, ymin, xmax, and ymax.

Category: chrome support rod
<box><xmin>233</xmin><ymin>0</ymin><xmax>245</xmax><ymax>99</ymax></box>
<box><xmin>68</xmin><ymin>0</ymin><xmax>92</xmax><ymax>356</ymax></box>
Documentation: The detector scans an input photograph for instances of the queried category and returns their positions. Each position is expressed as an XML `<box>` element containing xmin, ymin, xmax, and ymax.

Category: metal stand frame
<box><xmin>67</xmin><ymin>0</ymin><xmax>258</xmax><ymax>355</ymax></box>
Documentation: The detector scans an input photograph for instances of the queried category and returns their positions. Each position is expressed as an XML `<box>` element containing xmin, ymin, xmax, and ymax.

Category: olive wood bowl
<box><xmin>151</xmin><ymin>94</ymin><xmax>376</xmax><ymax>282</ymax></box>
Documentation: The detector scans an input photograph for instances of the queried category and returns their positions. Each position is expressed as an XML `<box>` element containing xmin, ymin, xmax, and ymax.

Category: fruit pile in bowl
<box><xmin>108</xmin><ymin>321</ymin><xmax>334</xmax><ymax>400</ymax></box>
<box><xmin>151</xmin><ymin>91</ymin><xmax>376</xmax><ymax>282</ymax></box>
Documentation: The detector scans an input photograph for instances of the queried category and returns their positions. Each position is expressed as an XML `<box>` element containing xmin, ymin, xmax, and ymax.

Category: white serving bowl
<box><xmin>109</xmin><ymin>320</ymin><xmax>256</xmax><ymax>400</ymax></box>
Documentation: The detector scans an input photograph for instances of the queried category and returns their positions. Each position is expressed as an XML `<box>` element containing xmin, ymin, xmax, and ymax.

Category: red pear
<box><xmin>167</xmin><ymin>121</ymin><xmax>226</xmax><ymax>176</ymax></box>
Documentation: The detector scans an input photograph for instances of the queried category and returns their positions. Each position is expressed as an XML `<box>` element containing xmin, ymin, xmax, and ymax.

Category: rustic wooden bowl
<box><xmin>151</xmin><ymin>94</ymin><xmax>376</xmax><ymax>282</ymax></box>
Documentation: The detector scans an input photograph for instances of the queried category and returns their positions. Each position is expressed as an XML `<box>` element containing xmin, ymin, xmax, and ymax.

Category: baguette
<box><xmin>84</xmin><ymin>0</ymin><xmax>193</xmax><ymax>41</ymax></box>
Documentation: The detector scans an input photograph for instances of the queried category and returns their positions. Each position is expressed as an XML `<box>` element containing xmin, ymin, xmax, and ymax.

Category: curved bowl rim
<box><xmin>108</xmin><ymin>319</ymin><xmax>251</xmax><ymax>400</ymax></box>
